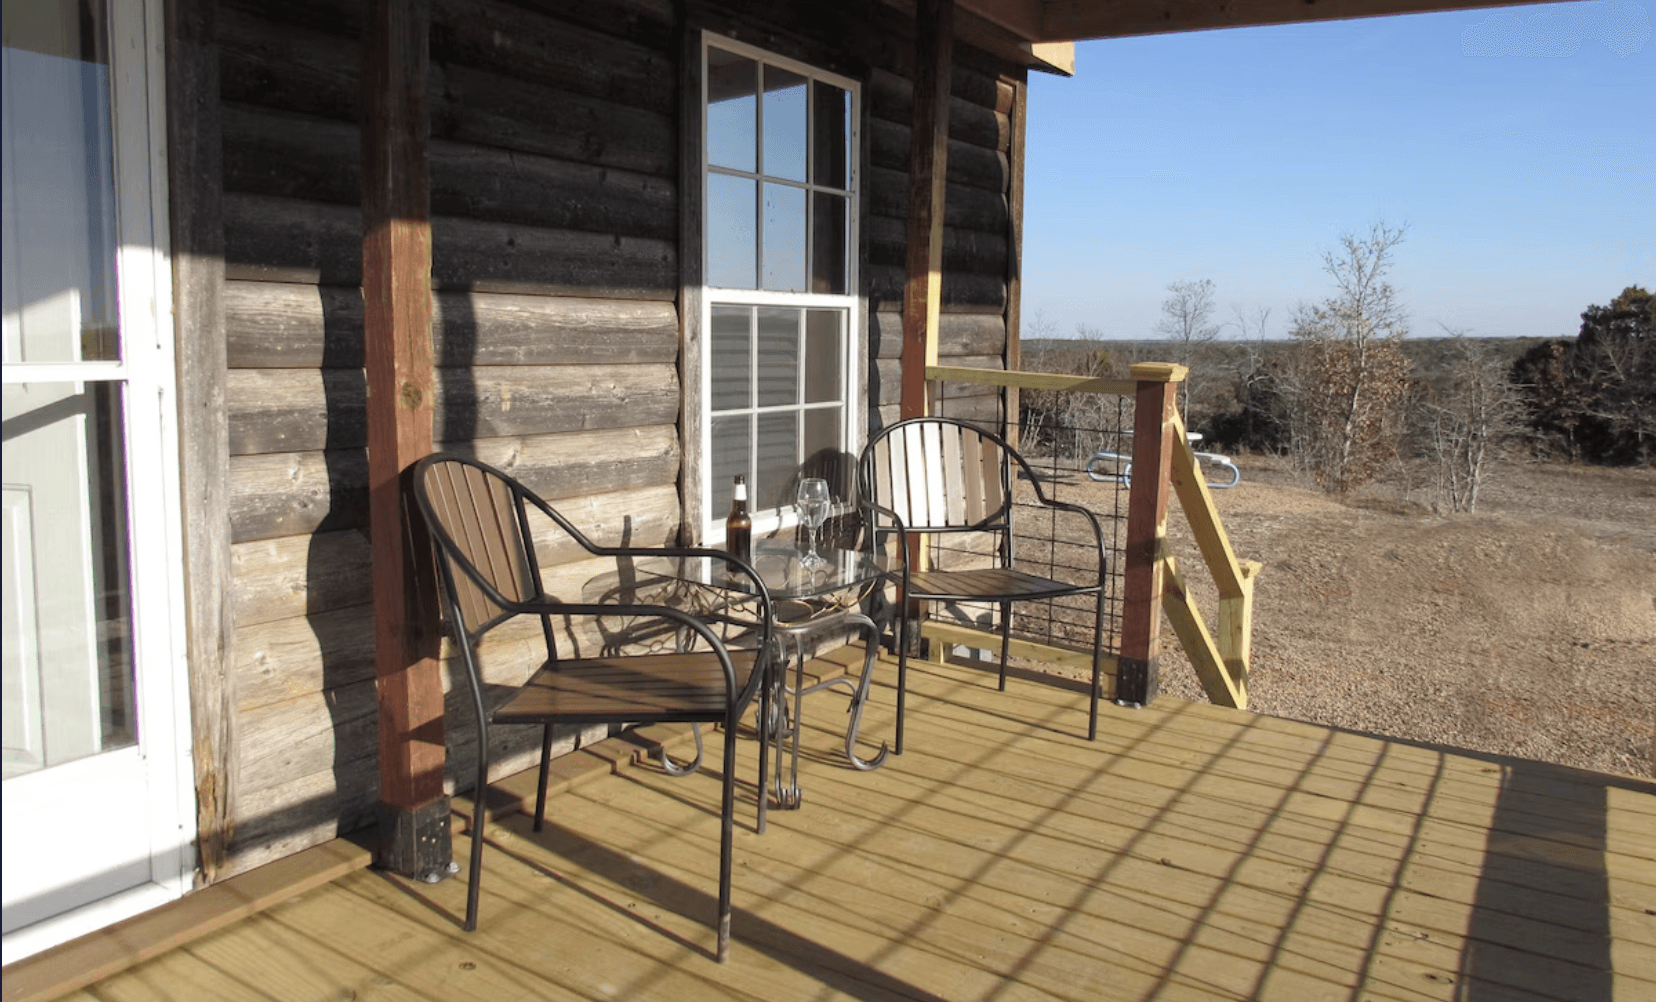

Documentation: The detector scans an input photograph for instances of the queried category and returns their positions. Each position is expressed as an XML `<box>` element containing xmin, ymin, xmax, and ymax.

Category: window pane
<box><xmin>755</xmin><ymin>411</ymin><xmax>799</xmax><ymax>510</ymax></box>
<box><xmin>710</xmin><ymin>413</ymin><xmax>751</xmax><ymax>515</ymax></box>
<box><xmin>810</xmin><ymin>192</ymin><xmax>848</xmax><ymax>295</ymax></box>
<box><xmin>804</xmin><ymin>309</ymin><xmax>841</xmax><ymax>403</ymax></box>
<box><xmin>2</xmin><ymin>380</ymin><xmax>135</xmax><ymax>777</ymax></box>
<box><xmin>761</xmin><ymin>183</ymin><xmax>805</xmax><ymax>293</ymax></box>
<box><xmin>707</xmin><ymin>174</ymin><xmax>755</xmax><ymax>289</ymax></box>
<box><xmin>3</xmin><ymin>37</ymin><xmax>121</xmax><ymax>363</ymax></box>
<box><xmin>802</xmin><ymin>406</ymin><xmax>844</xmax><ymax>497</ymax></box>
<box><xmin>756</xmin><ymin>308</ymin><xmax>799</xmax><ymax>407</ymax></box>
<box><xmin>762</xmin><ymin>65</ymin><xmax>806</xmax><ymax>182</ymax></box>
<box><xmin>811</xmin><ymin>81</ymin><xmax>850</xmax><ymax>190</ymax></box>
<box><xmin>710</xmin><ymin>306</ymin><xmax>751</xmax><ymax>409</ymax></box>
<box><xmin>705</xmin><ymin>48</ymin><xmax>755</xmax><ymax>172</ymax></box>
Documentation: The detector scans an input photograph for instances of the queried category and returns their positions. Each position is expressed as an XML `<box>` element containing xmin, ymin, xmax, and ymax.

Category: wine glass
<box><xmin>796</xmin><ymin>478</ymin><xmax>831</xmax><ymax>569</ymax></box>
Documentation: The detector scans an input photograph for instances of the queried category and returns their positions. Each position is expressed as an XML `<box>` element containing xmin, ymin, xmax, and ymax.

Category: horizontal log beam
<box><xmin>866</xmin><ymin>165</ymin><xmax>1009</xmax><ymax>235</ymax></box>
<box><xmin>871</xmin><ymin>310</ymin><xmax>1005</xmax><ymax>359</ymax></box>
<box><xmin>227</xmin><ymin>364</ymin><xmax>679</xmax><ymax>455</ymax></box>
<box><xmin>225</xmin><ymin>281</ymin><xmax>678</xmax><ymax>370</ymax></box>
<box><xmin>228</xmin><ymin>426</ymin><xmax>680</xmax><ymax>542</ymax></box>
<box><xmin>1041</xmin><ymin>0</ymin><xmax>1562</xmax><ymax>43</ymax></box>
<box><xmin>223</xmin><ymin>195</ymin><xmax>678</xmax><ymax>298</ymax></box>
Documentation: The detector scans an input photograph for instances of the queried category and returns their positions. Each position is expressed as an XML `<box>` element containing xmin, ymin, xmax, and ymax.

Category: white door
<box><xmin>1</xmin><ymin>0</ymin><xmax>192</xmax><ymax>963</ymax></box>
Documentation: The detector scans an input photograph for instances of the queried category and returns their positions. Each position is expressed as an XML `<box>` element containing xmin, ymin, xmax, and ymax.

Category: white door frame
<box><xmin>1</xmin><ymin>0</ymin><xmax>194</xmax><ymax>964</ymax></box>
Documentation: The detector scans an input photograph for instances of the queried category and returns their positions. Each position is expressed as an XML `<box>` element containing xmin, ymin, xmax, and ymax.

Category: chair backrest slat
<box><xmin>422</xmin><ymin>458</ymin><xmax>536</xmax><ymax>635</ymax></box>
<box><xmin>862</xmin><ymin>417</ymin><xmax>1011</xmax><ymax>532</ymax></box>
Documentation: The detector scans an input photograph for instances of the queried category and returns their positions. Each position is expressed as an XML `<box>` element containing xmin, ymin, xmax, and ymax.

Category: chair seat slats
<box><xmin>906</xmin><ymin>568</ymin><xmax>1102</xmax><ymax>602</ymax></box>
<box><xmin>497</xmin><ymin>651</ymin><xmax>763</xmax><ymax>722</ymax></box>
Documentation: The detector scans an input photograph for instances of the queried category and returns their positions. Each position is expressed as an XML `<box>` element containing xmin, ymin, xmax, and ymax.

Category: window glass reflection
<box><xmin>756</xmin><ymin>308</ymin><xmax>799</xmax><ymax>407</ymax></box>
<box><xmin>710</xmin><ymin>413</ymin><xmax>752</xmax><ymax>514</ymax></box>
<box><xmin>707</xmin><ymin>174</ymin><xmax>755</xmax><ymax>289</ymax></box>
<box><xmin>804</xmin><ymin>310</ymin><xmax>841</xmax><ymax>403</ymax></box>
<box><xmin>761</xmin><ymin>183</ymin><xmax>805</xmax><ymax>292</ymax></box>
<box><xmin>755</xmin><ymin>411</ymin><xmax>799</xmax><ymax>510</ymax></box>
<box><xmin>810</xmin><ymin>192</ymin><xmax>847</xmax><ymax>295</ymax></box>
<box><xmin>710</xmin><ymin>307</ymin><xmax>751</xmax><ymax>409</ymax></box>
<box><xmin>811</xmin><ymin>81</ymin><xmax>850</xmax><ymax>190</ymax></box>
<box><xmin>762</xmin><ymin>66</ymin><xmax>806</xmax><ymax>182</ymax></box>
<box><xmin>705</xmin><ymin>48</ymin><xmax>756</xmax><ymax>172</ymax></box>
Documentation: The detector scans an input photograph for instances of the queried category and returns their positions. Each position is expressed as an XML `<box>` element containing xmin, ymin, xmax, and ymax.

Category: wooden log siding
<box><xmin>229</xmin><ymin>427</ymin><xmax>680</xmax><ymax>542</ymax></box>
<box><xmin>223</xmin><ymin>108</ymin><xmax>677</xmax><ymax>241</ymax></box>
<box><xmin>230</xmin><ymin>484</ymin><xmax>683</xmax><ymax>629</ymax></box>
<box><xmin>223</xmin><ymin>195</ymin><xmax>678</xmax><ymax>299</ymax></box>
<box><xmin>225</xmin><ymin>283</ymin><xmax>677</xmax><ymax>370</ymax></box>
<box><xmin>226</xmin><ymin>364</ymin><xmax>678</xmax><ymax>455</ymax></box>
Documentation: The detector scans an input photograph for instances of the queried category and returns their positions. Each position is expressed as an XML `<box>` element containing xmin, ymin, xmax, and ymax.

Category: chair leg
<box><xmin>894</xmin><ymin>618</ymin><xmax>909</xmax><ymax>756</ymax></box>
<box><xmin>464</xmin><ymin>733</ymin><xmax>488</xmax><ymax>932</ymax></box>
<box><xmin>1089</xmin><ymin>589</ymin><xmax>1106</xmax><ymax>741</ymax></box>
<box><xmin>533</xmin><ymin>722</ymin><xmax>553</xmax><ymax>832</ymax></box>
<box><xmin>756</xmin><ymin>648</ymin><xmax>773</xmax><ymax>835</ymax></box>
<box><xmin>717</xmin><ymin>714</ymin><xmax>739</xmax><ymax>962</ymax></box>
<box><xmin>997</xmin><ymin>601</ymin><xmax>1012</xmax><ymax>692</ymax></box>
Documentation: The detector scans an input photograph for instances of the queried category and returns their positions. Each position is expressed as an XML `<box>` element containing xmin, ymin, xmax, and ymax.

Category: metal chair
<box><xmin>412</xmin><ymin>454</ymin><xmax>773</xmax><ymax>961</ymax></box>
<box><xmin>857</xmin><ymin>417</ymin><xmax>1109</xmax><ymax>749</ymax></box>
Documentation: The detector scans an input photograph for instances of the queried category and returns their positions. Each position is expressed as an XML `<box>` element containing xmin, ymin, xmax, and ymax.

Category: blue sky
<box><xmin>1021</xmin><ymin>2</ymin><xmax>1655</xmax><ymax>341</ymax></box>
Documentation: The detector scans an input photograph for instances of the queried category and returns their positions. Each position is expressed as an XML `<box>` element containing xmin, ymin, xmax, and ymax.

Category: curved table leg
<box><xmin>840</xmin><ymin>611</ymin><xmax>890</xmax><ymax>772</ymax></box>
<box><xmin>659</xmin><ymin>722</ymin><xmax>704</xmax><ymax>776</ymax></box>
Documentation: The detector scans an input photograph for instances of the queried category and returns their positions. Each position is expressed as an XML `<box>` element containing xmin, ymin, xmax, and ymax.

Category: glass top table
<box><xmin>628</xmin><ymin>541</ymin><xmax>890</xmax><ymax>815</ymax></box>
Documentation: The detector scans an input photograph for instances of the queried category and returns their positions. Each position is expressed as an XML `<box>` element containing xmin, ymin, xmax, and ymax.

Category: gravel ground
<box><xmin>1020</xmin><ymin>454</ymin><xmax>1656</xmax><ymax>779</ymax></box>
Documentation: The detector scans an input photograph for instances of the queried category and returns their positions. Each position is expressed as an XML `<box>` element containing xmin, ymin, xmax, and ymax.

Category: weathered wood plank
<box><xmin>166</xmin><ymin>0</ymin><xmax>234</xmax><ymax>885</ymax></box>
<box><xmin>222</xmin><ymin>105</ymin><xmax>678</xmax><ymax>240</ymax></box>
<box><xmin>867</xmin><ymin>65</ymin><xmax>1010</xmax><ymax>151</ymax></box>
<box><xmin>432</xmin><ymin>62</ymin><xmax>676</xmax><ymax>178</ymax></box>
<box><xmin>430</xmin><ymin>0</ymin><xmax>675</xmax><ymax>114</ymax></box>
<box><xmin>231</xmin><ymin>484</ymin><xmax>683</xmax><ymax>626</ymax></box>
<box><xmin>223</xmin><ymin>194</ymin><xmax>678</xmax><ymax>298</ymax></box>
<box><xmin>871</xmin><ymin>310</ymin><xmax>1005</xmax><ymax>359</ymax></box>
<box><xmin>866</xmin><ymin>214</ymin><xmax>1009</xmax><ymax>275</ymax></box>
<box><xmin>866</xmin><ymin>164</ymin><xmax>1008</xmax><ymax>234</ymax></box>
<box><xmin>225</xmin><ymin>281</ymin><xmax>678</xmax><ymax>370</ymax></box>
<box><xmin>227</xmin><ymin>364</ymin><xmax>679</xmax><ymax>455</ymax></box>
<box><xmin>868</xmin><ymin>263</ymin><xmax>1005</xmax><ymax>313</ymax></box>
<box><xmin>866</xmin><ymin>116</ymin><xmax>1009</xmax><ymax>193</ymax></box>
<box><xmin>219</xmin><ymin>6</ymin><xmax>361</xmax><ymax>123</ymax></box>
<box><xmin>229</xmin><ymin>425</ymin><xmax>680</xmax><ymax>542</ymax></box>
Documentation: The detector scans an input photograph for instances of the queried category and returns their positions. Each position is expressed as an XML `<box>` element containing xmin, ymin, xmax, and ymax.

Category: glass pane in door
<box><xmin>2</xmin><ymin>0</ymin><xmax>136</xmax><ymax>781</ymax></box>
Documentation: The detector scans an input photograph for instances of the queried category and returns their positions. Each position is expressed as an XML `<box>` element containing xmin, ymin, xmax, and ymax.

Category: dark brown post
<box><xmin>167</xmin><ymin>0</ymin><xmax>232</xmax><ymax>883</ymax></box>
<box><xmin>1118</xmin><ymin>362</ymin><xmax>1187</xmax><ymax>705</ymax></box>
<box><xmin>363</xmin><ymin>0</ymin><xmax>447</xmax><ymax>875</ymax></box>
<box><xmin>899</xmin><ymin>0</ymin><xmax>954</xmax><ymax>422</ymax></box>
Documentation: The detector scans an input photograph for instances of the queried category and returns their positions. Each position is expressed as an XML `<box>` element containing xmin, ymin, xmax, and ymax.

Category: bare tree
<box><xmin>1286</xmin><ymin>222</ymin><xmax>1413</xmax><ymax>493</ymax></box>
<box><xmin>1154</xmin><ymin>279</ymin><xmax>1222</xmax><ymax>425</ymax></box>
<box><xmin>1420</xmin><ymin>329</ymin><xmax>1523</xmax><ymax>513</ymax></box>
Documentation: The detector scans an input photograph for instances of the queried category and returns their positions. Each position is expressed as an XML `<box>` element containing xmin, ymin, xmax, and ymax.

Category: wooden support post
<box><xmin>167</xmin><ymin>0</ymin><xmax>232</xmax><ymax>884</ymax></box>
<box><xmin>1002</xmin><ymin>72</ymin><xmax>1026</xmax><ymax>445</ymax></box>
<box><xmin>899</xmin><ymin>0</ymin><xmax>953</xmax><ymax>423</ymax></box>
<box><xmin>1218</xmin><ymin>560</ymin><xmax>1262</xmax><ymax>706</ymax></box>
<box><xmin>362</xmin><ymin>0</ymin><xmax>447</xmax><ymax>875</ymax></box>
<box><xmin>1118</xmin><ymin>362</ymin><xmax>1187</xmax><ymax>705</ymax></box>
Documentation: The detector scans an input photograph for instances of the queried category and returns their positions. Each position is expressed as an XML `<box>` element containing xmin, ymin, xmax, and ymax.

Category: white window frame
<box><xmin>1</xmin><ymin>0</ymin><xmax>193</xmax><ymax>962</ymax></box>
<box><xmin>699</xmin><ymin>34</ymin><xmax>861</xmax><ymax>541</ymax></box>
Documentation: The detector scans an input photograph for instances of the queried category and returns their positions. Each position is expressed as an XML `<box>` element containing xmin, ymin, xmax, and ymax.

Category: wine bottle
<box><xmin>725</xmin><ymin>475</ymin><xmax>752</xmax><ymax>564</ymax></box>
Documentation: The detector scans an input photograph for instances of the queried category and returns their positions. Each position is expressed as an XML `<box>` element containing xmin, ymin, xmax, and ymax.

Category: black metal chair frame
<box><xmin>856</xmin><ymin>416</ymin><xmax>1110</xmax><ymax>749</ymax></box>
<box><xmin>412</xmin><ymin>453</ymin><xmax>774</xmax><ymax>961</ymax></box>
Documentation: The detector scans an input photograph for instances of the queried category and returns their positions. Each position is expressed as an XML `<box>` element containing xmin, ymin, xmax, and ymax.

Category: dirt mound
<box><xmin>1154</xmin><ymin>456</ymin><xmax>1656</xmax><ymax>778</ymax></box>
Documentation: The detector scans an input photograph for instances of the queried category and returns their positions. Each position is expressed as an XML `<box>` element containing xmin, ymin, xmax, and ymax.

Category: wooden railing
<box><xmin>920</xmin><ymin>362</ymin><xmax>1257</xmax><ymax>709</ymax></box>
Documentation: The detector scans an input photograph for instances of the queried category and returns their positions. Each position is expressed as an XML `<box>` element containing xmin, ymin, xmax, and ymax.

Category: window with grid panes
<box><xmin>702</xmin><ymin>37</ymin><xmax>859</xmax><ymax>537</ymax></box>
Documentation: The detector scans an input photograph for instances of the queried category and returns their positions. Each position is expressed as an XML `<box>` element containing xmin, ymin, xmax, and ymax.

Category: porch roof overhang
<box><xmin>891</xmin><ymin>0</ymin><xmax>1567</xmax><ymax>74</ymax></box>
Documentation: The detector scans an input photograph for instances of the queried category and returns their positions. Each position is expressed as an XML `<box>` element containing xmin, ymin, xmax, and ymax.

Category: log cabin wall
<box><xmin>215</xmin><ymin>0</ymin><xmax>683</xmax><ymax>878</ymax></box>
<box><xmin>202</xmin><ymin>0</ymin><xmax>1019</xmax><ymax>879</ymax></box>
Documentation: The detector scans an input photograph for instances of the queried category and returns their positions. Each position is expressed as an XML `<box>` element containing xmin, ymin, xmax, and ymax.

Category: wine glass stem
<box><xmin>807</xmin><ymin>525</ymin><xmax>819</xmax><ymax>561</ymax></box>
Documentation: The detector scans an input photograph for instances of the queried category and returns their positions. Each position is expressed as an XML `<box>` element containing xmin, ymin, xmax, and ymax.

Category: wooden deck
<box><xmin>28</xmin><ymin>651</ymin><xmax>1656</xmax><ymax>1001</ymax></box>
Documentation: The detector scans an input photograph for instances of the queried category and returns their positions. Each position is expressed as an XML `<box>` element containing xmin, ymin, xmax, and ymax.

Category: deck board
<box><xmin>51</xmin><ymin>652</ymin><xmax>1656</xmax><ymax>1002</ymax></box>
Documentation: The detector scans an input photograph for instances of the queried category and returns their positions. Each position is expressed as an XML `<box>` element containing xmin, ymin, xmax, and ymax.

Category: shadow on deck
<box><xmin>17</xmin><ymin>650</ymin><xmax>1656</xmax><ymax>1001</ymax></box>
